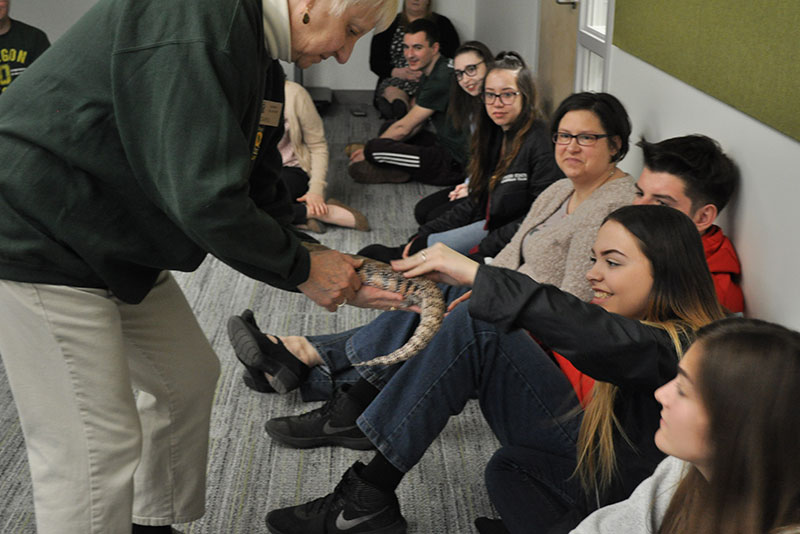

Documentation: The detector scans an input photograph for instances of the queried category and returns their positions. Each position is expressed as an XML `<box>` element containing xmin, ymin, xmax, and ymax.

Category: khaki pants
<box><xmin>0</xmin><ymin>272</ymin><xmax>220</xmax><ymax>533</ymax></box>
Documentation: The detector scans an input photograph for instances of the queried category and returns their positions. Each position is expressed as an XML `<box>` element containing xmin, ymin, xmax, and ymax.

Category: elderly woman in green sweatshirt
<box><xmin>0</xmin><ymin>1</ymin><xmax>397</xmax><ymax>534</ymax></box>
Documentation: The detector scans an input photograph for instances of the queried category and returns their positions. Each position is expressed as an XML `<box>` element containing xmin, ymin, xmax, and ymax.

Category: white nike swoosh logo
<box><xmin>322</xmin><ymin>421</ymin><xmax>360</xmax><ymax>435</ymax></box>
<box><xmin>335</xmin><ymin>507</ymin><xmax>388</xmax><ymax>530</ymax></box>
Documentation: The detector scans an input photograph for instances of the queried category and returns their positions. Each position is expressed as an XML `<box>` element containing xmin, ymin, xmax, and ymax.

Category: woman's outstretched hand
<box><xmin>391</xmin><ymin>243</ymin><xmax>480</xmax><ymax>287</ymax></box>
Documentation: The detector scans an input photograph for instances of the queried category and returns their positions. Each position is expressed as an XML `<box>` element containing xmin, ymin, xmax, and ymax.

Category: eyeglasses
<box><xmin>481</xmin><ymin>91</ymin><xmax>520</xmax><ymax>105</ymax></box>
<box><xmin>552</xmin><ymin>132</ymin><xmax>610</xmax><ymax>146</ymax></box>
<box><xmin>454</xmin><ymin>61</ymin><xmax>484</xmax><ymax>80</ymax></box>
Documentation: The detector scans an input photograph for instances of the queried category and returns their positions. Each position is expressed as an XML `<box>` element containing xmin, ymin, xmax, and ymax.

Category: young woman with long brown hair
<box><xmin>359</xmin><ymin>51</ymin><xmax>562</xmax><ymax>263</ymax></box>
<box><xmin>571</xmin><ymin>317</ymin><xmax>800</xmax><ymax>534</ymax></box>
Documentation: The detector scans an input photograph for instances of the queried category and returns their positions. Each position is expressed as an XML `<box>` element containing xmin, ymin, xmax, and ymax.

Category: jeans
<box><xmin>427</xmin><ymin>219</ymin><xmax>489</xmax><ymax>255</ymax></box>
<box><xmin>485</xmin><ymin>446</ymin><xmax>584</xmax><ymax>534</ymax></box>
<box><xmin>302</xmin><ymin>285</ymin><xmax>470</xmax><ymax>400</ymax></box>
<box><xmin>355</xmin><ymin>300</ymin><xmax>582</xmax><ymax>474</ymax></box>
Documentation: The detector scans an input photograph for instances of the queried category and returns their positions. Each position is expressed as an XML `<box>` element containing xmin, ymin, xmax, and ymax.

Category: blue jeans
<box><xmin>355</xmin><ymin>300</ymin><xmax>582</xmax><ymax>474</ymax></box>
<box><xmin>427</xmin><ymin>219</ymin><xmax>489</xmax><ymax>255</ymax></box>
<box><xmin>301</xmin><ymin>285</ymin><xmax>471</xmax><ymax>401</ymax></box>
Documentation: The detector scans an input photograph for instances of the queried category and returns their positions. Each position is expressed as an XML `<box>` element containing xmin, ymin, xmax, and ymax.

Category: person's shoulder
<box><xmin>599</xmin><ymin>173</ymin><xmax>637</xmax><ymax>198</ymax></box>
<box><xmin>374</xmin><ymin>13</ymin><xmax>401</xmax><ymax>36</ymax></box>
<box><xmin>538</xmin><ymin>178</ymin><xmax>574</xmax><ymax>201</ymax></box>
<box><xmin>429</xmin><ymin>55</ymin><xmax>453</xmax><ymax>78</ymax></box>
<box><xmin>9</xmin><ymin>19</ymin><xmax>48</xmax><ymax>39</ymax></box>
<box><xmin>523</xmin><ymin>119</ymin><xmax>553</xmax><ymax>143</ymax></box>
<box><xmin>431</xmin><ymin>12</ymin><xmax>456</xmax><ymax>26</ymax></box>
<box><xmin>284</xmin><ymin>80</ymin><xmax>306</xmax><ymax>97</ymax></box>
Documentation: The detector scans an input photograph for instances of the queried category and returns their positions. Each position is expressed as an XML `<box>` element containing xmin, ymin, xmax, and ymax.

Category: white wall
<box><xmin>303</xmin><ymin>0</ymin><xmax>477</xmax><ymax>90</ymax></box>
<box><xmin>474</xmin><ymin>0</ymin><xmax>540</xmax><ymax>73</ymax></box>
<box><xmin>608</xmin><ymin>48</ymin><xmax>800</xmax><ymax>330</ymax></box>
<box><xmin>9</xmin><ymin>0</ymin><xmax>97</xmax><ymax>43</ymax></box>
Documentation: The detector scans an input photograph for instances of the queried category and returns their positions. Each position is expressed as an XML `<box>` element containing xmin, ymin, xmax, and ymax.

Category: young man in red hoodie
<box><xmin>632</xmin><ymin>134</ymin><xmax>743</xmax><ymax>313</ymax></box>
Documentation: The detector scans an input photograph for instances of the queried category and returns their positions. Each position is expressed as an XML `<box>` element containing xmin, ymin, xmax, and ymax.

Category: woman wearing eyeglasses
<box><xmin>358</xmin><ymin>51</ymin><xmax>562</xmax><ymax>263</ymax></box>
<box><xmin>231</xmin><ymin>92</ymin><xmax>636</xmax><ymax>403</ymax></box>
<box><xmin>412</xmin><ymin>41</ymin><xmax>494</xmax><ymax>225</ymax></box>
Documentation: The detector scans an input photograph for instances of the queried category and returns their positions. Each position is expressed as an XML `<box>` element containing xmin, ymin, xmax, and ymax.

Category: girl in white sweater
<box><xmin>571</xmin><ymin>317</ymin><xmax>800</xmax><ymax>534</ymax></box>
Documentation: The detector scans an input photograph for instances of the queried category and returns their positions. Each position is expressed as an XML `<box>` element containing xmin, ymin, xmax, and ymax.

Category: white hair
<box><xmin>326</xmin><ymin>0</ymin><xmax>399</xmax><ymax>32</ymax></box>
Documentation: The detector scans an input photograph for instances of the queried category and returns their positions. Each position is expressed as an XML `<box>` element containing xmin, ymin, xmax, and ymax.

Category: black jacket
<box><xmin>470</xmin><ymin>265</ymin><xmax>686</xmax><ymax>529</ymax></box>
<box><xmin>417</xmin><ymin>120</ymin><xmax>562</xmax><ymax>257</ymax></box>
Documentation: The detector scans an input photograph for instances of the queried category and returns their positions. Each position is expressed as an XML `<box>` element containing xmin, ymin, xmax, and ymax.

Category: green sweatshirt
<box><xmin>0</xmin><ymin>0</ymin><xmax>310</xmax><ymax>303</ymax></box>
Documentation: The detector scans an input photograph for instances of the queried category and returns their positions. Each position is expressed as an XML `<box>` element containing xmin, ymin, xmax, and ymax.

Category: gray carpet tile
<box><xmin>0</xmin><ymin>92</ymin><xmax>500</xmax><ymax>533</ymax></box>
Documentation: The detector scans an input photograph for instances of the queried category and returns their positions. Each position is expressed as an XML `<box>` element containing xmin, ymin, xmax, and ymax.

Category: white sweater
<box><xmin>569</xmin><ymin>456</ymin><xmax>688</xmax><ymax>534</ymax></box>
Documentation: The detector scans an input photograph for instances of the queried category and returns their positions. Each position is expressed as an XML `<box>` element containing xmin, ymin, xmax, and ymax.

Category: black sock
<box><xmin>132</xmin><ymin>524</ymin><xmax>171</xmax><ymax>534</ymax></box>
<box><xmin>360</xmin><ymin>452</ymin><xmax>404</xmax><ymax>493</ymax></box>
<box><xmin>347</xmin><ymin>378</ymin><xmax>380</xmax><ymax>409</ymax></box>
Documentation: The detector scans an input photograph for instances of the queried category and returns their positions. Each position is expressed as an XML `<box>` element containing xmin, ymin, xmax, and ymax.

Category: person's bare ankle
<box><xmin>319</xmin><ymin>205</ymin><xmax>356</xmax><ymax>228</ymax></box>
<box><xmin>280</xmin><ymin>336</ymin><xmax>323</xmax><ymax>367</ymax></box>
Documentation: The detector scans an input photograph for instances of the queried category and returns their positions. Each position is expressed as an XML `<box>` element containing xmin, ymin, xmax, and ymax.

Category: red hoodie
<box><xmin>553</xmin><ymin>225</ymin><xmax>744</xmax><ymax>404</ymax></box>
<box><xmin>702</xmin><ymin>225</ymin><xmax>744</xmax><ymax>313</ymax></box>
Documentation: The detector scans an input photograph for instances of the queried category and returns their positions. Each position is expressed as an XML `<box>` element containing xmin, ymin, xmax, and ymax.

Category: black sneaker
<box><xmin>227</xmin><ymin>310</ymin><xmax>309</xmax><ymax>394</ymax></box>
<box><xmin>265</xmin><ymin>462</ymin><xmax>407</xmax><ymax>534</ymax></box>
<box><xmin>474</xmin><ymin>517</ymin><xmax>510</xmax><ymax>534</ymax></box>
<box><xmin>264</xmin><ymin>384</ymin><xmax>375</xmax><ymax>450</ymax></box>
<box><xmin>132</xmin><ymin>525</ymin><xmax>173</xmax><ymax>534</ymax></box>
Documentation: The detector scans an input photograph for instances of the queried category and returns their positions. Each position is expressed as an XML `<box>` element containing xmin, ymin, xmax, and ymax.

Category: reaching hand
<box><xmin>349</xmin><ymin>148</ymin><xmax>366</xmax><ymax>163</ymax></box>
<box><xmin>449</xmin><ymin>182</ymin><xmax>469</xmax><ymax>201</ymax></box>
<box><xmin>347</xmin><ymin>284</ymin><xmax>418</xmax><ymax>313</ymax></box>
<box><xmin>298</xmin><ymin>193</ymin><xmax>327</xmax><ymax>217</ymax></box>
<box><xmin>391</xmin><ymin>243</ymin><xmax>480</xmax><ymax>287</ymax></box>
<box><xmin>298</xmin><ymin>249</ymin><xmax>362</xmax><ymax>312</ymax></box>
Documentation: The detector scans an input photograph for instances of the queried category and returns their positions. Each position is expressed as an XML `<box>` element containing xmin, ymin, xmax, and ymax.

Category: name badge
<box><xmin>260</xmin><ymin>100</ymin><xmax>283</xmax><ymax>127</ymax></box>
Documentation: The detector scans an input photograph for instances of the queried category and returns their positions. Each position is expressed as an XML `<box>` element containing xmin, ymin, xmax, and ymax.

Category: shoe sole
<box><xmin>264</xmin><ymin>423</ymin><xmax>376</xmax><ymax>451</ymax></box>
<box><xmin>226</xmin><ymin>316</ymin><xmax>299</xmax><ymax>395</ymax></box>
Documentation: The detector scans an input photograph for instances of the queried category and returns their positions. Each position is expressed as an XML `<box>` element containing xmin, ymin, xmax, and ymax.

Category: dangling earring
<box><xmin>302</xmin><ymin>10</ymin><xmax>310</xmax><ymax>24</ymax></box>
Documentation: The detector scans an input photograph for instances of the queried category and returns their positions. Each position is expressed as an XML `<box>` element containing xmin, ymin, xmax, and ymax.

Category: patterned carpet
<box><xmin>0</xmin><ymin>91</ymin><xmax>499</xmax><ymax>533</ymax></box>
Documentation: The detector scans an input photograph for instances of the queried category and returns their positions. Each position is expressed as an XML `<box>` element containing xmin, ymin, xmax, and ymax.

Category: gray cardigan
<box><xmin>569</xmin><ymin>456</ymin><xmax>688</xmax><ymax>533</ymax></box>
<box><xmin>492</xmin><ymin>175</ymin><xmax>636</xmax><ymax>301</ymax></box>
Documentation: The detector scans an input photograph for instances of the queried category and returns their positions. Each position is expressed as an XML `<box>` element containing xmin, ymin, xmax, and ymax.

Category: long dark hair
<box><xmin>446</xmin><ymin>41</ymin><xmax>494</xmax><ymax>133</ymax></box>
<box><xmin>466</xmin><ymin>51</ymin><xmax>541</xmax><ymax>202</ymax></box>
<box><xmin>660</xmin><ymin>318</ymin><xmax>800</xmax><ymax>534</ymax></box>
<box><xmin>576</xmin><ymin>205</ymin><xmax>726</xmax><ymax>493</ymax></box>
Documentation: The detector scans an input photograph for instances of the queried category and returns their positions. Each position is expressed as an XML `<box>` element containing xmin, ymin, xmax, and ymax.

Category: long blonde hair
<box><xmin>575</xmin><ymin>206</ymin><xmax>726</xmax><ymax>495</ymax></box>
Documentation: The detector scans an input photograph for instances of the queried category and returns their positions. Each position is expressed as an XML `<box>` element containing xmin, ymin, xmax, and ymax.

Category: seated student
<box><xmin>568</xmin><ymin>318</ymin><xmax>800</xmax><ymax>534</ymax></box>
<box><xmin>0</xmin><ymin>2</ymin><xmax>50</xmax><ymax>93</ymax></box>
<box><xmin>358</xmin><ymin>51</ymin><xmax>562</xmax><ymax>262</ymax></box>
<box><xmin>348</xmin><ymin>18</ymin><xmax>469</xmax><ymax>186</ymax></box>
<box><xmin>414</xmin><ymin>40</ymin><xmax>494</xmax><ymax>225</ymax></box>
<box><xmin>228</xmin><ymin>91</ymin><xmax>636</xmax><ymax>399</ymax></box>
<box><xmin>263</xmin><ymin>205</ymin><xmax>727</xmax><ymax>534</ymax></box>
<box><xmin>369</xmin><ymin>0</ymin><xmax>459</xmax><ymax>120</ymax></box>
<box><xmin>278</xmin><ymin>79</ymin><xmax>369</xmax><ymax>234</ymax></box>
<box><xmin>548</xmin><ymin>133</ymin><xmax>746</xmax><ymax>420</ymax></box>
<box><xmin>632</xmin><ymin>135</ymin><xmax>743</xmax><ymax>313</ymax></box>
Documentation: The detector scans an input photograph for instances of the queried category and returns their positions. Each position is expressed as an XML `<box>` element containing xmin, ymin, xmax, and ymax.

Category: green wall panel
<box><xmin>613</xmin><ymin>1</ymin><xmax>799</xmax><ymax>141</ymax></box>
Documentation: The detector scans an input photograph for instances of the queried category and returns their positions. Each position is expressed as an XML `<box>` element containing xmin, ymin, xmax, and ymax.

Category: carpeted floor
<box><xmin>0</xmin><ymin>91</ymin><xmax>499</xmax><ymax>533</ymax></box>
